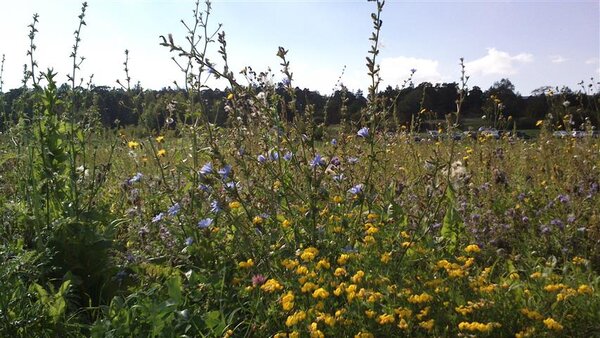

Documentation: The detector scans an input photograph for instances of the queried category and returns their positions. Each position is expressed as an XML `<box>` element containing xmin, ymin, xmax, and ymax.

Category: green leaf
<box><xmin>166</xmin><ymin>274</ymin><xmax>183</xmax><ymax>306</ymax></box>
<box><xmin>440</xmin><ymin>187</ymin><xmax>464</xmax><ymax>253</ymax></box>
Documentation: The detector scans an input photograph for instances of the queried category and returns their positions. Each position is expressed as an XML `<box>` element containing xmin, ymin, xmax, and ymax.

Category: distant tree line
<box><xmin>0</xmin><ymin>78</ymin><xmax>598</xmax><ymax>132</ymax></box>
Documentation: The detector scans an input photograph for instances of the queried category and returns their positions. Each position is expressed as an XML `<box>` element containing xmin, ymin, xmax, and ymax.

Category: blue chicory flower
<box><xmin>128</xmin><ymin>172</ymin><xmax>143</xmax><ymax>184</ymax></box>
<box><xmin>357</xmin><ymin>127</ymin><xmax>369</xmax><ymax>138</ymax></box>
<box><xmin>152</xmin><ymin>212</ymin><xmax>165</xmax><ymax>223</ymax></box>
<box><xmin>257</xmin><ymin>154</ymin><xmax>267</xmax><ymax>163</ymax></box>
<box><xmin>310</xmin><ymin>154</ymin><xmax>326</xmax><ymax>168</ymax></box>
<box><xmin>348</xmin><ymin>184</ymin><xmax>364</xmax><ymax>195</ymax></box>
<box><xmin>218</xmin><ymin>164</ymin><xmax>232</xmax><ymax>179</ymax></box>
<box><xmin>167</xmin><ymin>203</ymin><xmax>181</xmax><ymax>216</ymax></box>
<box><xmin>198</xmin><ymin>218</ymin><xmax>213</xmax><ymax>229</ymax></box>
<box><xmin>199</xmin><ymin>162</ymin><xmax>213</xmax><ymax>176</ymax></box>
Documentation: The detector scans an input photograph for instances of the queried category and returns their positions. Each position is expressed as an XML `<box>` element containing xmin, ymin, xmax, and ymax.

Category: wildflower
<box><xmin>337</xmin><ymin>254</ymin><xmax>350</xmax><ymax>265</ymax></box>
<box><xmin>348</xmin><ymin>184</ymin><xmax>364</xmax><ymax>195</ymax></box>
<box><xmin>238</xmin><ymin>259</ymin><xmax>254</xmax><ymax>269</ymax></box>
<box><xmin>227</xmin><ymin>93</ymin><xmax>234</xmax><ymax>100</ymax></box>
<box><xmin>281</xmin><ymin>291</ymin><xmax>295</xmax><ymax>311</ymax></box>
<box><xmin>198</xmin><ymin>218</ymin><xmax>213</xmax><ymax>229</ymax></box>
<box><xmin>520</xmin><ymin>308</ymin><xmax>544</xmax><ymax>321</ymax></box>
<box><xmin>380</xmin><ymin>252</ymin><xmax>392</xmax><ymax>264</ymax></box>
<box><xmin>347</xmin><ymin>157</ymin><xmax>359</xmax><ymax>164</ymax></box>
<box><xmin>465</xmin><ymin>244</ymin><xmax>480</xmax><ymax>253</ymax></box>
<box><xmin>185</xmin><ymin>237</ymin><xmax>193</xmax><ymax>246</ymax></box>
<box><xmin>257</xmin><ymin>154</ymin><xmax>267</xmax><ymax>163</ymax></box>
<box><xmin>543</xmin><ymin>317</ymin><xmax>563</xmax><ymax>331</ymax></box>
<box><xmin>334</xmin><ymin>267</ymin><xmax>347</xmax><ymax>277</ymax></box>
<box><xmin>128</xmin><ymin>172</ymin><xmax>143</xmax><ymax>184</ymax></box>
<box><xmin>199</xmin><ymin>162</ymin><xmax>213</xmax><ymax>176</ymax></box>
<box><xmin>419</xmin><ymin>319</ymin><xmax>435</xmax><ymax>331</ymax></box>
<box><xmin>354</xmin><ymin>332</ymin><xmax>374</xmax><ymax>338</ymax></box>
<box><xmin>377</xmin><ymin>313</ymin><xmax>395</xmax><ymax>325</ymax></box>
<box><xmin>310</xmin><ymin>154</ymin><xmax>326</xmax><ymax>168</ymax></box>
<box><xmin>286</xmin><ymin>311</ymin><xmax>307</xmax><ymax>327</ymax></box>
<box><xmin>269</xmin><ymin>150</ymin><xmax>279</xmax><ymax>161</ymax></box>
<box><xmin>331</xmin><ymin>138</ymin><xmax>338</xmax><ymax>146</ymax></box>
<box><xmin>252</xmin><ymin>274</ymin><xmax>267</xmax><ymax>286</ymax></box>
<box><xmin>229</xmin><ymin>201</ymin><xmax>241</xmax><ymax>209</ymax></box>
<box><xmin>260</xmin><ymin>279</ymin><xmax>283</xmax><ymax>293</ymax></box>
<box><xmin>210</xmin><ymin>200</ymin><xmax>222</xmax><ymax>213</ymax></box>
<box><xmin>283</xmin><ymin>151</ymin><xmax>293</xmax><ymax>161</ymax></box>
<box><xmin>155</xmin><ymin>135</ymin><xmax>165</xmax><ymax>143</ymax></box>
<box><xmin>218</xmin><ymin>164</ymin><xmax>232</xmax><ymax>179</ymax></box>
<box><xmin>408</xmin><ymin>292</ymin><xmax>433</xmax><ymax>304</ymax></box>
<box><xmin>301</xmin><ymin>282</ymin><xmax>317</xmax><ymax>293</ymax></box>
<box><xmin>300</xmin><ymin>247</ymin><xmax>319</xmax><ymax>261</ymax></box>
<box><xmin>157</xmin><ymin>149</ymin><xmax>167</xmax><ymax>157</ymax></box>
<box><xmin>357</xmin><ymin>127</ymin><xmax>369</xmax><ymax>138</ymax></box>
<box><xmin>577</xmin><ymin>284</ymin><xmax>593</xmax><ymax>294</ymax></box>
<box><xmin>128</xmin><ymin>140</ymin><xmax>140</xmax><ymax>149</ymax></box>
<box><xmin>458</xmin><ymin>321</ymin><xmax>500</xmax><ymax>332</ymax></box>
<box><xmin>312</xmin><ymin>288</ymin><xmax>329</xmax><ymax>299</ymax></box>
<box><xmin>167</xmin><ymin>203</ymin><xmax>181</xmax><ymax>216</ymax></box>
<box><xmin>351</xmin><ymin>270</ymin><xmax>365</xmax><ymax>283</ymax></box>
<box><xmin>152</xmin><ymin>212</ymin><xmax>165</xmax><ymax>223</ymax></box>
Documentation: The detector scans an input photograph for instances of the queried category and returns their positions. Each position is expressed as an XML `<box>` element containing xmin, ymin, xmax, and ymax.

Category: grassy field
<box><xmin>1</xmin><ymin>0</ymin><xmax>599</xmax><ymax>337</ymax></box>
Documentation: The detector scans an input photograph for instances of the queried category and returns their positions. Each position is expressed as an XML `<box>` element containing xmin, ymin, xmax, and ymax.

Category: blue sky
<box><xmin>0</xmin><ymin>0</ymin><xmax>598</xmax><ymax>95</ymax></box>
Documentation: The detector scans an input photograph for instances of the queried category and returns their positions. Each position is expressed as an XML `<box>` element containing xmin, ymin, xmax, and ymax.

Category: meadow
<box><xmin>1</xmin><ymin>1</ymin><xmax>599</xmax><ymax>337</ymax></box>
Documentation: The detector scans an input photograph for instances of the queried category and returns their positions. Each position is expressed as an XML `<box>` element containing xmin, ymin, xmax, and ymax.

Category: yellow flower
<box><xmin>458</xmin><ymin>321</ymin><xmax>500</xmax><ymax>332</ymax></box>
<box><xmin>155</xmin><ymin>135</ymin><xmax>165</xmax><ymax>143</ymax></box>
<box><xmin>529</xmin><ymin>271</ymin><xmax>542</xmax><ymax>279</ymax></box>
<box><xmin>543</xmin><ymin>317</ymin><xmax>563</xmax><ymax>331</ymax></box>
<box><xmin>544</xmin><ymin>283</ymin><xmax>567</xmax><ymax>292</ymax></box>
<box><xmin>419</xmin><ymin>319</ymin><xmax>434</xmax><ymax>331</ymax></box>
<box><xmin>128</xmin><ymin>140</ymin><xmax>140</xmax><ymax>149</ymax></box>
<box><xmin>312</xmin><ymin>288</ymin><xmax>329</xmax><ymax>299</ymax></box>
<box><xmin>535</xmin><ymin>120</ymin><xmax>543</xmax><ymax>127</ymax></box>
<box><xmin>253</xmin><ymin>216</ymin><xmax>263</xmax><ymax>225</ymax></box>
<box><xmin>364</xmin><ymin>310</ymin><xmax>376</xmax><ymax>318</ymax></box>
<box><xmin>301</xmin><ymin>282</ymin><xmax>317</xmax><ymax>293</ymax></box>
<box><xmin>337</xmin><ymin>254</ymin><xmax>350</xmax><ymax>265</ymax></box>
<box><xmin>334</xmin><ymin>267</ymin><xmax>347</xmax><ymax>277</ymax></box>
<box><xmin>465</xmin><ymin>244</ymin><xmax>480</xmax><ymax>253</ymax></box>
<box><xmin>289</xmin><ymin>332</ymin><xmax>300</xmax><ymax>338</ymax></box>
<box><xmin>351</xmin><ymin>270</ymin><xmax>365</xmax><ymax>283</ymax></box>
<box><xmin>229</xmin><ymin>201</ymin><xmax>241</xmax><ymax>209</ymax></box>
<box><xmin>282</xmin><ymin>259</ymin><xmax>299</xmax><ymax>270</ymax></box>
<box><xmin>354</xmin><ymin>332</ymin><xmax>374</xmax><ymax>338</ymax></box>
<box><xmin>157</xmin><ymin>149</ymin><xmax>167</xmax><ymax>157</ymax></box>
<box><xmin>281</xmin><ymin>291</ymin><xmax>295</xmax><ymax>311</ymax></box>
<box><xmin>300</xmin><ymin>247</ymin><xmax>319</xmax><ymax>261</ymax></box>
<box><xmin>577</xmin><ymin>284</ymin><xmax>593</xmax><ymax>294</ymax></box>
<box><xmin>380</xmin><ymin>252</ymin><xmax>391</xmax><ymax>264</ymax></box>
<box><xmin>260</xmin><ymin>279</ymin><xmax>283</xmax><ymax>293</ymax></box>
<box><xmin>238</xmin><ymin>259</ymin><xmax>254</xmax><ymax>269</ymax></box>
<box><xmin>398</xmin><ymin>318</ymin><xmax>408</xmax><ymax>330</ymax></box>
<box><xmin>285</xmin><ymin>311</ymin><xmax>306</xmax><ymax>327</ymax></box>
<box><xmin>377</xmin><ymin>313</ymin><xmax>395</xmax><ymax>325</ymax></box>
<box><xmin>520</xmin><ymin>308</ymin><xmax>544</xmax><ymax>321</ymax></box>
<box><xmin>332</xmin><ymin>195</ymin><xmax>343</xmax><ymax>203</ymax></box>
<box><xmin>227</xmin><ymin>93</ymin><xmax>234</xmax><ymax>100</ymax></box>
<box><xmin>281</xmin><ymin>219</ymin><xmax>292</xmax><ymax>228</ymax></box>
<box><xmin>316</xmin><ymin>259</ymin><xmax>330</xmax><ymax>270</ymax></box>
<box><xmin>408</xmin><ymin>292</ymin><xmax>433</xmax><ymax>304</ymax></box>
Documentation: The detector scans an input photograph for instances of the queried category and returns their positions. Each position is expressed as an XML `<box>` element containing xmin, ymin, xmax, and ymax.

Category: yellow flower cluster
<box><xmin>520</xmin><ymin>308</ymin><xmax>544</xmax><ymax>321</ymax></box>
<box><xmin>301</xmin><ymin>247</ymin><xmax>319</xmax><ymax>261</ymax></box>
<box><xmin>458</xmin><ymin>321</ymin><xmax>501</xmax><ymax>332</ymax></box>
<box><xmin>312</xmin><ymin>287</ymin><xmax>329</xmax><ymax>299</ymax></box>
<box><xmin>285</xmin><ymin>310</ymin><xmax>306</xmax><ymax>327</ymax></box>
<box><xmin>260</xmin><ymin>279</ymin><xmax>283</xmax><ymax>293</ymax></box>
<box><xmin>464</xmin><ymin>244</ymin><xmax>480</xmax><ymax>253</ymax></box>
<box><xmin>543</xmin><ymin>317</ymin><xmax>563</xmax><ymax>331</ymax></box>
<box><xmin>281</xmin><ymin>291</ymin><xmax>294</xmax><ymax>311</ymax></box>
<box><xmin>544</xmin><ymin>283</ymin><xmax>567</xmax><ymax>292</ymax></box>
<box><xmin>238</xmin><ymin>259</ymin><xmax>254</xmax><ymax>269</ymax></box>
<box><xmin>377</xmin><ymin>313</ymin><xmax>395</xmax><ymax>325</ymax></box>
<box><xmin>407</xmin><ymin>292</ymin><xmax>433</xmax><ymax>304</ymax></box>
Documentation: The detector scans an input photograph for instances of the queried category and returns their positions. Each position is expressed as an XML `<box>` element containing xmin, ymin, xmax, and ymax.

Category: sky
<box><xmin>0</xmin><ymin>0</ymin><xmax>598</xmax><ymax>96</ymax></box>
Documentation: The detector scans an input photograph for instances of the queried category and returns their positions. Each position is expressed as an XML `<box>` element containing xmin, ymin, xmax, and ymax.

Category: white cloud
<box><xmin>465</xmin><ymin>48</ymin><xmax>533</xmax><ymax>77</ymax></box>
<box><xmin>550</xmin><ymin>55</ymin><xmax>568</xmax><ymax>64</ymax></box>
<box><xmin>585</xmin><ymin>57</ymin><xmax>599</xmax><ymax>65</ymax></box>
<box><xmin>379</xmin><ymin>56</ymin><xmax>445</xmax><ymax>87</ymax></box>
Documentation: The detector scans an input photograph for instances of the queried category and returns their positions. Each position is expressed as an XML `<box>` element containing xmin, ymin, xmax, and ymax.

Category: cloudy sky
<box><xmin>0</xmin><ymin>0</ymin><xmax>598</xmax><ymax>95</ymax></box>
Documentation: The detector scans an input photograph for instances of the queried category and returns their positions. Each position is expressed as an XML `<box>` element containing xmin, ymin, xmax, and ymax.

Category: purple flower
<box><xmin>185</xmin><ymin>237</ymin><xmax>194</xmax><ymax>246</ymax></box>
<box><xmin>252</xmin><ymin>274</ymin><xmax>267</xmax><ymax>286</ymax></box>
<box><xmin>310</xmin><ymin>154</ymin><xmax>326</xmax><ymax>168</ymax></box>
<box><xmin>567</xmin><ymin>215</ymin><xmax>576</xmax><ymax>223</ymax></box>
<box><xmin>550</xmin><ymin>219</ymin><xmax>564</xmax><ymax>230</ymax></box>
<box><xmin>152</xmin><ymin>212</ymin><xmax>165</xmax><ymax>223</ymax></box>
<box><xmin>557</xmin><ymin>194</ymin><xmax>570</xmax><ymax>204</ymax></box>
<box><xmin>521</xmin><ymin>216</ymin><xmax>529</xmax><ymax>223</ymax></box>
<box><xmin>348</xmin><ymin>184</ymin><xmax>364</xmax><ymax>195</ymax></box>
<box><xmin>218</xmin><ymin>164</ymin><xmax>232</xmax><ymax>179</ymax></box>
<box><xmin>357</xmin><ymin>127</ymin><xmax>369</xmax><ymax>138</ymax></box>
<box><xmin>198</xmin><ymin>218</ymin><xmax>213</xmax><ymax>229</ymax></box>
<box><xmin>283</xmin><ymin>151</ymin><xmax>293</xmax><ymax>161</ymax></box>
<box><xmin>269</xmin><ymin>150</ymin><xmax>279</xmax><ymax>161</ymax></box>
<box><xmin>199</xmin><ymin>162</ymin><xmax>213</xmax><ymax>176</ymax></box>
<box><xmin>168</xmin><ymin>203</ymin><xmax>181</xmax><ymax>216</ymax></box>
<box><xmin>210</xmin><ymin>200</ymin><xmax>222</xmax><ymax>213</ymax></box>
<box><xmin>333</xmin><ymin>174</ymin><xmax>345</xmax><ymax>182</ymax></box>
<box><xmin>331</xmin><ymin>156</ymin><xmax>341</xmax><ymax>166</ymax></box>
<box><xmin>128</xmin><ymin>172</ymin><xmax>143</xmax><ymax>184</ymax></box>
<box><xmin>257</xmin><ymin>154</ymin><xmax>267</xmax><ymax>163</ymax></box>
<box><xmin>331</xmin><ymin>138</ymin><xmax>338</xmax><ymax>146</ymax></box>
